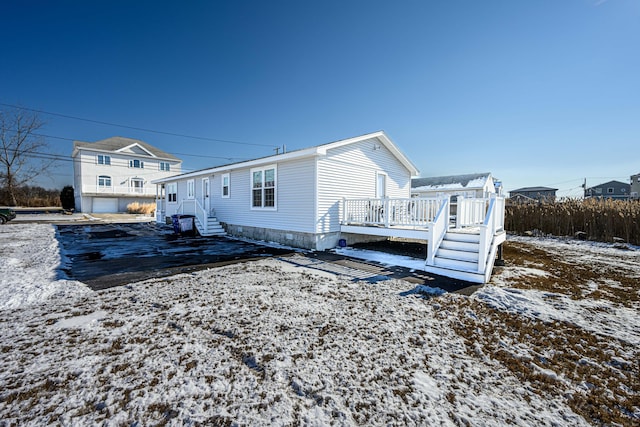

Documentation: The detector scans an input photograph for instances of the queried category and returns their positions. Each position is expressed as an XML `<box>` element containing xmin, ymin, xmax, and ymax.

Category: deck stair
<box><xmin>341</xmin><ymin>194</ymin><xmax>506</xmax><ymax>283</ymax></box>
<box><xmin>194</xmin><ymin>213</ymin><xmax>226</xmax><ymax>237</ymax></box>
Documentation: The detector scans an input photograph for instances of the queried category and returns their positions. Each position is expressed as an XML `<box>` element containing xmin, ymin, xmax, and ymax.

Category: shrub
<box><xmin>126</xmin><ymin>202</ymin><xmax>156</xmax><ymax>215</ymax></box>
<box><xmin>506</xmin><ymin>198</ymin><xmax>640</xmax><ymax>245</ymax></box>
<box><xmin>60</xmin><ymin>186</ymin><xmax>75</xmax><ymax>211</ymax></box>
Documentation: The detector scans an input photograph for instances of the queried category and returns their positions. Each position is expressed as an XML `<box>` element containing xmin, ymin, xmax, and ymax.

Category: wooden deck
<box><xmin>341</xmin><ymin>196</ymin><xmax>506</xmax><ymax>283</ymax></box>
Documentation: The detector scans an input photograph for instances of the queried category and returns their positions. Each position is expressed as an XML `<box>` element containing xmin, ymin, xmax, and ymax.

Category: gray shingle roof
<box><xmin>73</xmin><ymin>137</ymin><xmax>180</xmax><ymax>161</ymax></box>
<box><xmin>510</xmin><ymin>186</ymin><xmax>558</xmax><ymax>193</ymax></box>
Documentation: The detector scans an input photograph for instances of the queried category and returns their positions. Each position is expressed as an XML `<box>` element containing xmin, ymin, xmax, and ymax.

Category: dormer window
<box><xmin>129</xmin><ymin>159</ymin><xmax>144</xmax><ymax>169</ymax></box>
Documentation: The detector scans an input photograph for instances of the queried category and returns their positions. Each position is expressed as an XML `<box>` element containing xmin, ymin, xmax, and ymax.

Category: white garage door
<box><xmin>92</xmin><ymin>198</ymin><xmax>118</xmax><ymax>213</ymax></box>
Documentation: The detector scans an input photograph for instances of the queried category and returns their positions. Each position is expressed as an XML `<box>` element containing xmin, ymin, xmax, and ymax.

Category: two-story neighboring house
<box><xmin>584</xmin><ymin>180</ymin><xmax>630</xmax><ymax>200</ymax></box>
<box><xmin>509</xmin><ymin>186</ymin><xmax>557</xmax><ymax>203</ymax></box>
<box><xmin>72</xmin><ymin>137</ymin><xmax>181</xmax><ymax>213</ymax></box>
<box><xmin>630</xmin><ymin>173</ymin><xmax>640</xmax><ymax>200</ymax></box>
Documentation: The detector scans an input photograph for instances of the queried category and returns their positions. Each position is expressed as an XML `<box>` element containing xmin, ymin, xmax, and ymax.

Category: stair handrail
<box><xmin>426</xmin><ymin>196</ymin><xmax>450</xmax><ymax>265</ymax></box>
<box><xmin>477</xmin><ymin>196</ymin><xmax>498</xmax><ymax>273</ymax></box>
<box><xmin>179</xmin><ymin>199</ymin><xmax>208</xmax><ymax>235</ymax></box>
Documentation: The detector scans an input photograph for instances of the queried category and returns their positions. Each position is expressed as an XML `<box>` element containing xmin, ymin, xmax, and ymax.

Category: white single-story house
<box><xmin>153</xmin><ymin>131</ymin><xmax>419</xmax><ymax>251</ymax></box>
<box><xmin>411</xmin><ymin>172</ymin><xmax>501</xmax><ymax>199</ymax></box>
<box><xmin>154</xmin><ymin>131</ymin><xmax>507</xmax><ymax>283</ymax></box>
<box><xmin>73</xmin><ymin>137</ymin><xmax>182</xmax><ymax>213</ymax></box>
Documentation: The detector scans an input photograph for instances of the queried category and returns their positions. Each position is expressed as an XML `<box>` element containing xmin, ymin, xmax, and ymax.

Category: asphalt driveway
<box><xmin>56</xmin><ymin>222</ymin><xmax>294</xmax><ymax>290</ymax></box>
<box><xmin>55</xmin><ymin>222</ymin><xmax>481</xmax><ymax>294</ymax></box>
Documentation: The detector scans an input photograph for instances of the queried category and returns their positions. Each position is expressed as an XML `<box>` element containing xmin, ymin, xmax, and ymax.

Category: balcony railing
<box><xmin>82</xmin><ymin>185</ymin><xmax>156</xmax><ymax>196</ymax></box>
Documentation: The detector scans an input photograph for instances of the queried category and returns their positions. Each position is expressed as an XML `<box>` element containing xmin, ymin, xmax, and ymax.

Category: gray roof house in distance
<box><xmin>584</xmin><ymin>180</ymin><xmax>630</xmax><ymax>200</ymax></box>
<box><xmin>411</xmin><ymin>172</ymin><xmax>500</xmax><ymax>199</ymax></box>
<box><xmin>509</xmin><ymin>186</ymin><xmax>557</xmax><ymax>203</ymax></box>
<box><xmin>629</xmin><ymin>173</ymin><xmax>640</xmax><ymax>199</ymax></box>
<box><xmin>72</xmin><ymin>137</ymin><xmax>182</xmax><ymax>213</ymax></box>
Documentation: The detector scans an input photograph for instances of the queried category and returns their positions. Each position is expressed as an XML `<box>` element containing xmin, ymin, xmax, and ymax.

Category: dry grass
<box><xmin>448</xmin><ymin>299</ymin><xmax>639</xmax><ymax>426</ymax></box>
<box><xmin>501</xmin><ymin>241</ymin><xmax>640</xmax><ymax>306</ymax></box>
<box><xmin>126</xmin><ymin>202</ymin><xmax>155</xmax><ymax>215</ymax></box>
<box><xmin>506</xmin><ymin>199</ymin><xmax>640</xmax><ymax>245</ymax></box>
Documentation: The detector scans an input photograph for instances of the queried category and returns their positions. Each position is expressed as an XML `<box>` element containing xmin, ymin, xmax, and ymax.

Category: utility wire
<box><xmin>1</xmin><ymin>128</ymin><xmax>248</xmax><ymax>162</ymax></box>
<box><xmin>0</xmin><ymin>102</ymin><xmax>277</xmax><ymax>148</ymax></box>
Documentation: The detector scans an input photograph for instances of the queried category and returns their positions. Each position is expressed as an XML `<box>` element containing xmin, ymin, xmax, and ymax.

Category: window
<box><xmin>131</xmin><ymin>178</ymin><xmax>144</xmax><ymax>193</ymax></box>
<box><xmin>251</xmin><ymin>166</ymin><xmax>276</xmax><ymax>209</ymax></box>
<box><xmin>166</xmin><ymin>183</ymin><xmax>177</xmax><ymax>202</ymax></box>
<box><xmin>160</xmin><ymin>162</ymin><xmax>170</xmax><ymax>171</ymax></box>
<box><xmin>187</xmin><ymin>179</ymin><xmax>195</xmax><ymax>199</ymax></box>
<box><xmin>97</xmin><ymin>154</ymin><xmax>111</xmax><ymax>165</ymax></box>
<box><xmin>129</xmin><ymin>159</ymin><xmax>144</xmax><ymax>168</ymax></box>
<box><xmin>622</xmin><ymin>188</ymin><xmax>627</xmax><ymax>193</ymax></box>
<box><xmin>607</xmin><ymin>188</ymin><xmax>614</xmax><ymax>194</ymax></box>
<box><xmin>221</xmin><ymin>173</ymin><xmax>230</xmax><ymax>198</ymax></box>
<box><xmin>98</xmin><ymin>175</ymin><xmax>111</xmax><ymax>187</ymax></box>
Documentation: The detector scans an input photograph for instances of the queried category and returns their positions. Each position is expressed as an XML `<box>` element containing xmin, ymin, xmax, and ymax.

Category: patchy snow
<box><xmin>335</xmin><ymin>247</ymin><xmax>426</xmax><ymax>272</ymax></box>
<box><xmin>0</xmin><ymin>223</ymin><xmax>91</xmax><ymax>309</ymax></box>
<box><xmin>1</xmin><ymin>224</ymin><xmax>637</xmax><ymax>425</ymax></box>
<box><xmin>476</xmin><ymin>286</ymin><xmax>640</xmax><ymax>346</ymax></box>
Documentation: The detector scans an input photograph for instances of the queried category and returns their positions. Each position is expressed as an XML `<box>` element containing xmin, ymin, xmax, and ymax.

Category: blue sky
<box><xmin>1</xmin><ymin>0</ymin><xmax>638</xmax><ymax>196</ymax></box>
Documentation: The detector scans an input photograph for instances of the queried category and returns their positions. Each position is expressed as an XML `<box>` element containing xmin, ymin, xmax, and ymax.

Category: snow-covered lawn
<box><xmin>0</xmin><ymin>223</ymin><xmax>638</xmax><ymax>425</ymax></box>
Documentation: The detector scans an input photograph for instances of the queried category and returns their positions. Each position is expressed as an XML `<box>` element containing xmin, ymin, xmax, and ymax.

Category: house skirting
<box><xmin>222</xmin><ymin>223</ymin><xmax>388</xmax><ymax>251</ymax></box>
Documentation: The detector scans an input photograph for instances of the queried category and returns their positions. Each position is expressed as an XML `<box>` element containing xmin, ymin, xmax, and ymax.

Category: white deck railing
<box><xmin>342</xmin><ymin>197</ymin><xmax>444</xmax><ymax>228</ymax></box>
<box><xmin>477</xmin><ymin>195</ymin><xmax>505</xmax><ymax>274</ymax></box>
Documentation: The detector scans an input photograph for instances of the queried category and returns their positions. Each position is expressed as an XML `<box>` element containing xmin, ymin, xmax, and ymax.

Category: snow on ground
<box><xmin>0</xmin><ymin>223</ymin><xmax>91</xmax><ymax>309</ymax></box>
<box><xmin>0</xmin><ymin>225</ymin><xmax>638</xmax><ymax>425</ymax></box>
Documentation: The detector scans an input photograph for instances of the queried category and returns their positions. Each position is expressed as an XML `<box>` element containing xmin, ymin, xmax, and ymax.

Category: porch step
<box><xmin>195</xmin><ymin>216</ymin><xmax>227</xmax><ymax>237</ymax></box>
<box><xmin>444</xmin><ymin>231</ymin><xmax>481</xmax><ymax>243</ymax></box>
<box><xmin>423</xmin><ymin>265</ymin><xmax>486</xmax><ymax>284</ymax></box>
<box><xmin>440</xmin><ymin>240</ymin><xmax>479</xmax><ymax>252</ymax></box>
<box><xmin>437</xmin><ymin>248</ymin><xmax>479</xmax><ymax>263</ymax></box>
<box><xmin>433</xmin><ymin>257</ymin><xmax>478</xmax><ymax>272</ymax></box>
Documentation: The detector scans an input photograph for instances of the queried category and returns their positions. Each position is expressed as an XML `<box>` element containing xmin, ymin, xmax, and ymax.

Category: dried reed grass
<box><xmin>506</xmin><ymin>198</ymin><xmax>640</xmax><ymax>245</ymax></box>
<box><xmin>126</xmin><ymin>202</ymin><xmax>155</xmax><ymax>215</ymax></box>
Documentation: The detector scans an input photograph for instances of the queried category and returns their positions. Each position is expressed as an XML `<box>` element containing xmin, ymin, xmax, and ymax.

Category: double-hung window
<box><xmin>167</xmin><ymin>183</ymin><xmax>177</xmax><ymax>203</ymax></box>
<box><xmin>221</xmin><ymin>173</ymin><xmax>230</xmax><ymax>198</ymax></box>
<box><xmin>251</xmin><ymin>165</ymin><xmax>276</xmax><ymax>209</ymax></box>
<box><xmin>160</xmin><ymin>162</ymin><xmax>170</xmax><ymax>171</ymax></box>
<box><xmin>97</xmin><ymin>154</ymin><xmax>111</xmax><ymax>165</ymax></box>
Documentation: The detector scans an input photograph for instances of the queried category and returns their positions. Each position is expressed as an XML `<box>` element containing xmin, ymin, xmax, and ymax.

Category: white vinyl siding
<box><xmin>316</xmin><ymin>137</ymin><xmax>411</xmax><ymax>233</ymax></box>
<box><xmin>209</xmin><ymin>157</ymin><xmax>316</xmax><ymax>233</ymax></box>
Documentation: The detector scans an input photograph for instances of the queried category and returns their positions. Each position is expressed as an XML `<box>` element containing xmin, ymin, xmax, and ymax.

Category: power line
<box><xmin>1</xmin><ymin>127</ymin><xmax>249</xmax><ymax>162</ymax></box>
<box><xmin>0</xmin><ymin>102</ymin><xmax>277</xmax><ymax>148</ymax></box>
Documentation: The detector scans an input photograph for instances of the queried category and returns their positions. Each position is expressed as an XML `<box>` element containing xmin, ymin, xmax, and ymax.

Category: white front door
<box><xmin>202</xmin><ymin>178</ymin><xmax>210</xmax><ymax>215</ymax></box>
<box><xmin>376</xmin><ymin>173</ymin><xmax>386</xmax><ymax>199</ymax></box>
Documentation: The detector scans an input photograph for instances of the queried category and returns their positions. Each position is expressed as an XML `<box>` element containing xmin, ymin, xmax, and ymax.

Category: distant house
<box><xmin>411</xmin><ymin>172</ymin><xmax>500</xmax><ymax>199</ymax></box>
<box><xmin>584</xmin><ymin>180</ymin><xmax>630</xmax><ymax>200</ymax></box>
<box><xmin>509</xmin><ymin>186</ymin><xmax>557</xmax><ymax>203</ymax></box>
<box><xmin>73</xmin><ymin>137</ymin><xmax>182</xmax><ymax>213</ymax></box>
<box><xmin>630</xmin><ymin>173</ymin><xmax>640</xmax><ymax>200</ymax></box>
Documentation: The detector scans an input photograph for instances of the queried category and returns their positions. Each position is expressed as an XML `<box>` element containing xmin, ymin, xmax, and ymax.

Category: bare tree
<box><xmin>0</xmin><ymin>108</ymin><xmax>50</xmax><ymax>206</ymax></box>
